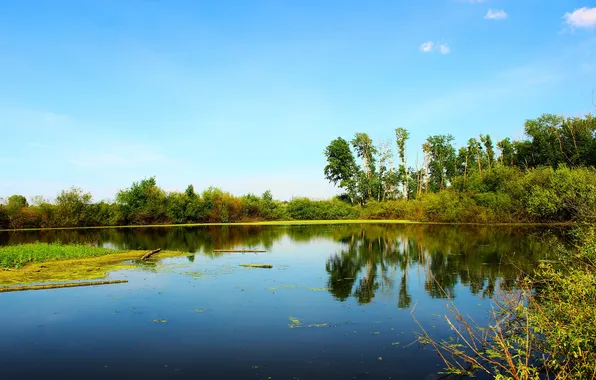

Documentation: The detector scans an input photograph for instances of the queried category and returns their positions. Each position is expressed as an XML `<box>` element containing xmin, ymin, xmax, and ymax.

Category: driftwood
<box><xmin>214</xmin><ymin>249</ymin><xmax>266</xmax><ymax>253</ymax></box>
<box><xmin>0</xmin><ymin>279</ymin><xmax>128</xmax><ymax>293</ymax></box>
<box><xmin>239</xmin><ymin>264</ymin><xmax>273</xmax><ymax>269</ymax></box>
<box><xmin>141</xmin><ymin>248</ymin><xmax>161</xmax><ymax>260</ymax></box>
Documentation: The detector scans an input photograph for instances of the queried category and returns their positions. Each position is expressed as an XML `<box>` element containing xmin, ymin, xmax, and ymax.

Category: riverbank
<box><xmin>0</xmin><ymin>219</ymin><xmax>575</xmax><ymax>232</ymax></box>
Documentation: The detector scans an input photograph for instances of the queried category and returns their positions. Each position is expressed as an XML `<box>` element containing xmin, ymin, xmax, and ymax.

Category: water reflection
<box><xmin>0</xmin><ymin>224</ymin><xmax>561</xmax><ymax>304</ymax></box>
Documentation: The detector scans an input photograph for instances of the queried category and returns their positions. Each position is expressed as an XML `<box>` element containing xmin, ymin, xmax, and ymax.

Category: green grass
<box><xmin>0</xmin><ymin>242</ymin><xmax>122</xmax><ymax>269</ymax></box>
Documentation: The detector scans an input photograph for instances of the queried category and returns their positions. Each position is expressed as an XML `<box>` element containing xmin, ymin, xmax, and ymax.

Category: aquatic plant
<box><xmin>0</xmin><ymin>242</ymin><xmax>121</xmax><ymax>268</ymax></box>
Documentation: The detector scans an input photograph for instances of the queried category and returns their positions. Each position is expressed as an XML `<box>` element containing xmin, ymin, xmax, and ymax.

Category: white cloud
<box><xmin>485</xmin><ymin>9</ymin><xmax>508</xmax><ymax>20</ymax></box>
<box><xmin>419</xmin><ymin>41</ymin><xmax>435</xmax><ymax>53</ymax></box>
<box><xmin>420</xmin><ymin>41</ymin><xmax>451</xmax><ymax>55</ymax></box>
<box><xmin>564</xmin><ymin>7</ymin><xmax>596</xmax><ymax>29</ymax></box>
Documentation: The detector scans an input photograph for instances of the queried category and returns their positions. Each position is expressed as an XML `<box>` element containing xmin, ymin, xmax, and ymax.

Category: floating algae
<box><xmin>307</xmin><ymin>287</ymin><xmax>329</xmax><ymax>291</ymax></box>
<box><xmin>307</xmin><ymin>323</ymin><xmax>329</xmax><ymax>328</ymax></box>
<box><xmin>239</xmin><ymin>264</ymin><xmax>272</xmax><ymax>269</ymax></box>
<box><xmin>181</xmin><ymin>271</ymin><xmax>202</xmax><ymax>279</ymax></box>
<box><xmin>0</xmin><ymin>250</ymin><xmax>188</xmax><ymax>286</ymax></box>
<box><xmin>288</xmin><ymin>316</ymin><xmax>301</xmax><ymax>328</ymax></box>
<box><xmin>153</xmin><ymin>319</ymin><xmax>168</xmax><ymax>323</ymax></box>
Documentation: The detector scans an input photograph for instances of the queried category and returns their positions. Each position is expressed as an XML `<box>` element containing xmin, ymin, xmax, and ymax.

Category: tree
<box><xmin>497</xmin><ymin>138</ymin><xmax>515</xmax><ymax>166</ymax></box>
<box><xmin>467</xmin><ymin>138</ymin><xmax>484</xmax><ymax>177</ymax></box>
<box><xmin>395</xmin><ymin>128</ymin><xmax>410</xmax><ymax>199</ymax></box>
<box><xmin>522</xmin><ymin>114</ymin><xmax>566</xmax><ymax>167</ymax></box>
<box><xmin>6</xmin><ymin>195</ymin><xmax>28</xmax><ymax>211</ymax></box>
<box><xmin>116</xmin><ymin>177</ymin><xmax>168</xmax><ymax>224</ymax></box>
<box><xmin>480</xmin><ymin>134</ymin><xmax>495</xmax><ymax>172</ymax></box>
<box><xmin>55</xmin><ymin>187</ymin><xmax>92</xmax><ymax>227</ymax></box>
<box><xmin>185</xmin><ymin>184</ymin><xmax>196</xmax><ymax>199</ymax></box>
<box><xmin>324</xmin><ymin>137</ymin><xmax>359</xmax><ymax>204</ymax></box>
<box><xmin>376</xmin><ymin>139</ymin><xmax>396</xmax><ymax>201</ymax></box>
<box><xmin>426</xmin><ymin>135</ymin><xmax>456</xmax><ymax>192</ymax></box>
<box><xmin>351</xmin><ymin>133</ymin><xmax>378</xmax><ymax>201</ymax></box>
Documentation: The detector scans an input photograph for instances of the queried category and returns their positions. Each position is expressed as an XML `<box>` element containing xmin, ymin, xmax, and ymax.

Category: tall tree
<box><xmin>351</xmin><ymin>133</ymin><xmax>378</xmax><ymax>200</ymax></box>
<box><xmin>324</xmin><ymin>137</ymin><xmax>359</xmax><ymax>204</ymax></box>
<box><xmin>426</xmin><ymin>135</ymin><xmax>456</xmax><ymax>192</ymax></box>
<box><xmin>376</xmin><ymin>139</ymin><xmax>397</xmax><ymax>201</ymax></box>
<box><xmin>497</xmin><ymin>138</ymin><xmax>515</xmax><ymax>166</ymax></box>
<box><xmin>480</xmin><ymin>134</ymin><xmax>495</xmax><ymax>172</ymax></box>
<box><xmin>395</xmin><ymin>128</ymin><xmax>410</xmax><ymax>199</ymax></box>
<box><xmin>467</xmin><ymin>138</ymin><xmax>484</xmax><ymax>177</ymax></box>
<box><xmin>456</xmin><ymin>147</ymin><xmax>469</xmax><ymax>187</ymax></box>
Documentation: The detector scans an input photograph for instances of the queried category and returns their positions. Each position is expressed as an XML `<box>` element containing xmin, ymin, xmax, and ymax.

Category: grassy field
<box><xmin>0</xmin><ymin>243</ymin><xmax>122</xmax><ymax>269</ymax></box>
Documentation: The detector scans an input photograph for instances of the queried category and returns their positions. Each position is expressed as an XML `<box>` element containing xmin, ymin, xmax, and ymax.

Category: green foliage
<box><xmin>54</xmin><ymin>187</ymin><xmax>93</xmax><ymax>227</ymax></box>
<box><xmin>286</xmin><ymin>198</ymin><xmax>358</xmax><ymax>220</ymax></box>
<box><xmin>417</xmin><ymin>228</ymin><xmax>596</xmax><ymax>379</ymax></box>
<box><xmin>529</xmin><ymin>231</ymin><xmax>596</xmax><ymax>378</ymax></box>
<box><xmin>0</xmin><ymin>242</ymin><xmax>120</xmax><ymax>269</ymax></box>
<box><xmin>324</xmin><ymin>137</ymin><xmax>359</xmax><ymax>203</ymax></box>
<box><xmin>116</xmin><ymin>177</ymin><xmax>168</xmax><ymax>224</ymax></box>
<box><xmin>6</xmin><ymin>194</ymin><xmax>28</xmax><ymax>211</ymax></box>
<box><xmin>425</xmin><ymin>134</ymin><xmax>457</xmax><ymax>191</ymax></box>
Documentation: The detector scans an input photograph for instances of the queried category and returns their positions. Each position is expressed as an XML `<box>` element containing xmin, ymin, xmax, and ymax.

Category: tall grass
<box><xmin>0</xmin><ymin>243</ymin><xmax>121</xmax><ymax>269</ymax></box>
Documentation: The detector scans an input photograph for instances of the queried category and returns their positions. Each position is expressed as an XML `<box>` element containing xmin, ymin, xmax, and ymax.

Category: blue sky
<box><xmin>1</xmin><ymin>0</ymin><xmax>595</xmax><ymax>201</ymax></box>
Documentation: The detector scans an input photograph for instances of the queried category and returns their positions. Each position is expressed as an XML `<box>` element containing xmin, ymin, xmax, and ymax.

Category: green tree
<box><xmin>324</xmin><ymin>137</ymin><xmax>359</xmax><ymax>204</ymax></box>
<box><xmin>6</xmin><ymin>195</ymin><xmax>28</xmax><ymax>212</ymax></box>
<box><xmin>55</xmin><ymin>187</ymin><xmax>93</xmax><ymax>227</ymax></box>
<box><xmin>116</xmin><ymin>177</ymin><xmax>168</xmax><ymax>224</ymax></box>
<box><xmin>426</xmin><ymin>135</ymin><xmax>456</xmax><ymax>191</ymax></box>
<box><xmin>185</xmin><ymin>184</ymin><xmax>196</xmax><ymax>199</ymax></box>
<box><xmin>480</xmin><ymin>134</ymin><xmax>495</xmax><ymax>172</ymax></box>
<box><xmin>351</xmin><ymin>133</ymin><xmax>378</xmax><ymax>201</ymax></box>
<box><xmin>496</xmin><ymin>137</ymin><xmax>515</xmax><ymax>166</ymax></box>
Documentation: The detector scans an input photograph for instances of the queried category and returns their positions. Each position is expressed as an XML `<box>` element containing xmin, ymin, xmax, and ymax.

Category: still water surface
<box><xmin>0</xmin><ymin>224</ymin><xmax>561</xmax><ymax>379</ymax></box>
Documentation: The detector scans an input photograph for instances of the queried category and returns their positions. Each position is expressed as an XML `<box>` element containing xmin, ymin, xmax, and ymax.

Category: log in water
<box><xmin>214</xmin><ymin>249</ymin><xmax>266</xmax><ymax>253</ymax></box>
<box><xmin>239</xmin><ymin>264</ymin><xmax>273</xmax><ymax>268</ymax></box>
<box><xmin>141</xmin><ymin>248</ymin><xmax>161</xmax><ymax>260</ymax></box>
<box><xmin>0</xmin><ymin>279</ymin><xmax>128</xmax><ymax>293</ymax></box>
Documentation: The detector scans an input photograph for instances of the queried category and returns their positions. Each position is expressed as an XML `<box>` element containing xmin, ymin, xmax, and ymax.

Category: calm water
<box><xmin>0</xmin><ymin>224</ymin><xmax>561</xmax><ymax>379</ymax></box>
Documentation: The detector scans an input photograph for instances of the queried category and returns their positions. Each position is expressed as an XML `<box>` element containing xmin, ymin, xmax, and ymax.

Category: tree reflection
<box><xmin>0</xmin><ymin>223</ymin><xmax>562</xmax><ymax>304</ymax></box>
<box><xmin>322</xmin><ymin>224</ymin><xmax>559</xmax><ymax>305</ymax></box>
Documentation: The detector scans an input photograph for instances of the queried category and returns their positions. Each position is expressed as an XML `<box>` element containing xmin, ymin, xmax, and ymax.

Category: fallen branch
<box><xmin>214</xmin><ymin>249</ymin><xmax>266</xmax><ymax>253</ymax></box>
<box><xmin>239</xmin><ymin>264</ymin><xmax>273</xmax><ymax>269</ymax></box>
<box><xmin>141</xmin><ymin>248</ymin><xmax>161</xmax><ymax>260</ymax></box>
<box><xmin>0</xmin><ymin>279</ymin><xmax>128</xmax><ymax>293</ymax></box>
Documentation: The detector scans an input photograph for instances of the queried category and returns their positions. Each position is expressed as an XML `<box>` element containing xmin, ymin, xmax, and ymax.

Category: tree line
<box><xmin>324</xmin><ymin>113</ymin><xmax>596</xmax><ymax>204</ymax></box>
<box><xmin>1</xmin><ymin>113</ymin><xmax>595</xmax><ymax>229</ymax></box>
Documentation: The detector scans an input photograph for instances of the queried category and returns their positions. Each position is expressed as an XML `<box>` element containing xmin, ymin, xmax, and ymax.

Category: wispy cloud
<box><xmin>419</xmin><ymin>41</ymin><xmax>434</xmax><ymax>53</ymax></box>
<box><xmin>485</xmin><ymin>9</ymin><xmax>508</xmax><ymax>20</ymax></box>
<box><xmin>564</xmin><ymin>7</ymin><xmax>596</xmax><ymax>29</ymax></box>
<box><xmin>419</xmin><ymin>41</ymin><xmax>450</xmax><ymax>55</ymax></box>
